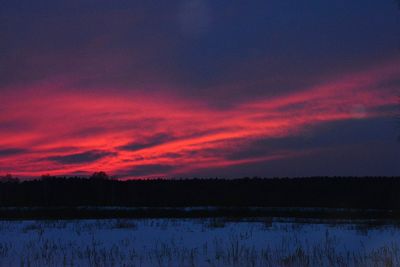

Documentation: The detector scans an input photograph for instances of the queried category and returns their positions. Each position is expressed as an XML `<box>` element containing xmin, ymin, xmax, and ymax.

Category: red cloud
<box><xmin>0</xmin><ymin>59</ymin><xmax>398</xmax><ymax>178</ymax></box>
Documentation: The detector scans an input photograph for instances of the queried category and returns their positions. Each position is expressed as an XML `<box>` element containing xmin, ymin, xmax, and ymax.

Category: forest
<box><xmin>1</xmin><ymin>174</ymin><xmax>399</xmax><ymax>210</ymax></box>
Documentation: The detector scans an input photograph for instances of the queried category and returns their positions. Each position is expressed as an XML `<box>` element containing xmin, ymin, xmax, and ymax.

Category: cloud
<box><xmin>0</xmin><ymin>148</ymin><xmax>28</xmax><ymax>157</ymax></box>
<box><xmin>0</xmin><ymin>56</ymin><xmax>398</xmax><ymax>178</ymax></box>
<box><xmin>46</xmin><ymin>150</ymin><xmax>115</xmax><ymax>165</ymax></box>
<box><xmin>226</xmin><ymin>117</ymin><xmax>399</xmax><ymax>161</ymax></box>
<box><xmin>119</xmin><ymin>133</ymin><xmax>174</xmax><ymax>152</ymax></box>
<box><xmin>2</xmin><ymin>0</ymin><xmax>398</xmax><ymax>104</ymax></box>
<box><xmin>185</xmin><ymin>142</ymin><xmax>400</xmax><ymax>178</ymax></box>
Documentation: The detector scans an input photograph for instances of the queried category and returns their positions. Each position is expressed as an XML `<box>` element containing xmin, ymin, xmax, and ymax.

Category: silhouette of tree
<box><xmin>41</xmin><ymin>174</ymin><xmax>52</xmax><ymax>180</ymax></box>
<box><xmin>90</xmin><ymin>171</ymin><xmax>109</xmax><ymax>180</ymax></box>
<box><xmin>0</xmin><ymin>174</ymin><xmax>19</xmax><ymax>183</ymax></box>
<box><xmin>0</xmin><ymin>176</ymin><xmax>399</xmax><ymax>210</ymax></box>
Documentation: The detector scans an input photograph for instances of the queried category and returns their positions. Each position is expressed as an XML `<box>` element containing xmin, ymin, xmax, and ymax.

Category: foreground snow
<box><xmin>0</xmin><ymin>218</ymin><xmax>399</xmax><ymax>266</ymax></box>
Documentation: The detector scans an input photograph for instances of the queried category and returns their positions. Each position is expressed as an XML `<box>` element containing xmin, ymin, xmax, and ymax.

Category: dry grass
<box><xmin>0</xmin><ymin>219</ymin><xmax>399</xmax><ymax>267</ymax></box>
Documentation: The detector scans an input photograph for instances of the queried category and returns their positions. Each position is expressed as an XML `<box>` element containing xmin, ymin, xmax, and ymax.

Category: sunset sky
<box><xmin>0</xmin><ymin>0</ymin><xmax>399</xmax><ymax>179</ymax></box>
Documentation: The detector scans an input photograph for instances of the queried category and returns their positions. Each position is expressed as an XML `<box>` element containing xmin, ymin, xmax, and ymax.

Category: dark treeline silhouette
<box><xmin>1</xmin><ymin>174</ymin><xmax>400</xmax><ymax>210</ymax></box>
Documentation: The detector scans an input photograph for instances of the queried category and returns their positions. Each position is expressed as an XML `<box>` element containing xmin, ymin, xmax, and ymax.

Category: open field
<box><xmin>1</xmin><ymin>218</ymin><xmax>400</xmax><ymax>267</ymax></box>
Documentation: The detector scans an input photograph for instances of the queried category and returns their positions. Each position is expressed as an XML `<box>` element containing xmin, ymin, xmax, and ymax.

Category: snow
<box><xmin>0</xmin><ymin>218</ymin><xmax>399</xmax><ymax>266</ymax></box>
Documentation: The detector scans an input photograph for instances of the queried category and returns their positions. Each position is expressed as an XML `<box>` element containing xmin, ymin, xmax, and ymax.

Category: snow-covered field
<box><xmin>0</xmin><ymin>218</ymin><xmax>399</xmax><ymax>266</ymax></box>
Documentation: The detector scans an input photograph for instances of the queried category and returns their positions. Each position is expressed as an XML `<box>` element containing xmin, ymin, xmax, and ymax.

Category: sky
<box><xmin>0</xmin><ymin>0</ymin><xmax>399</xmax><ymax>179</ymax></box>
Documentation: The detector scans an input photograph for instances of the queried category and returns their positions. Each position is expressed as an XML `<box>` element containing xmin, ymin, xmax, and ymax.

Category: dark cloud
<box><xmin>47</xmin><ymin>150</ymin><xmax>115</xmax><ymax>164</ymax></box>
<box><xmin>119</xmin><ymin>129</ymin><xmax>227</xmax><ymax>153</ymax></box>
<box><xmin>119</xmin><ymin>133</ymin><xmax>173</xmax><ymax>151</ymax></box>
<box><xmin>187</xmin><ymin>142</ymin><xmax>400</xmax><ymax>178</ymax></box>
<box><xmin>371</xmin><ymin>104</ymin><xmax>399</xmax><ymax>114</ymax></box>
<box><xmin>227</xmin><ymin>117</ymin><xmax>398</xmax><ymax>161</ymax></box>
<box><xmin>159</xmin><ymin>153</ymin><xmax>183</xmax><ymax>159</ymax></box>
<box><xmin>1</xmin><ymin>0</ymin><xmax>398</xmax><ymax>103</ymax></box>
<box><xmin>0</xmin><ymin>148</ymin><xmax>28</xmax><ymax>157</ymax></box>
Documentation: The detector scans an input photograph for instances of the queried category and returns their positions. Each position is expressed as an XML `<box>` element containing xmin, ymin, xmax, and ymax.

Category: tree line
<box><xmin>0</xmin><ymin>174</ymin><xmax>399</xmax><ymax>210</ymax></box>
